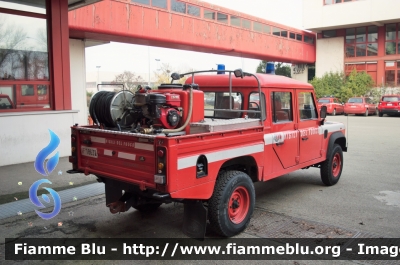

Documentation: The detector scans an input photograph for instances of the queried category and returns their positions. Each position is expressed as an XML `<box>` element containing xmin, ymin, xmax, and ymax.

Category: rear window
<box><xmin>382</xmin><ymin>96</ymin><xmax>400</xmax><ymax>102</ymax></box>
<box><xmin>348</xmin><ymin>98</ymin><xmax>363</xmax><ymax>103</ymax></box>
<box><xmin>318</xmin><ymin>99</ymin><xmax>330</xmax><ymax>103</ymax></box>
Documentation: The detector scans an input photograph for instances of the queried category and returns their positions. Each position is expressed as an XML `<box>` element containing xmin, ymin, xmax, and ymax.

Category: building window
<box><xmin>187</xmin><ymin>5</ymin><xmax>200</xmax><ymax>17</ymax></box>
<box><xmin>242</xmin><ymin>19</ymin><xmax>251</xmax><ymax>30</ymax></box>
<box><xmin>296</xmin><ymin>34</ymin><xmax>303</xmax><ymax>41</ymax></box>
<box><xmin>230</xmin><ymin>16</ymin><xmax>240</xmax><ymax>27</ymax></box>
<box><xmin>385</xmin><ymin>23</ymin><xmax>400</xmax><ymax>55</ymax></box>
<box><xmin>273</xmin><ymin>27</ymin><xmax>281</xmax><ymax>36</ymax></box>
<box><xmin>385</xmin><ymin>61</ymin><xmax>400</xmax><ymax>87</ymax></box>
<box><xmin>264</xmin><ymin>25</ymin><xmax>271</xmax><ymax>34</ymax></box>
<box><xmin>171</xmin><ymin>0</ymin><xmax>185</xmax><ymax>13</ymax></box>
<box><xmin>304</xmin><ymin>35</ymin><xmax>314</xmax><ymax>44</ymax></box>
<box><xmin>322</xmin><ymin>30</ymin><xmax>336</xmax><ymax>38</ymax></box>
<box><xmin>217</xmin><ymin>13</ymin><xmax>228</xmax><ymax>24</ymax></box>
<box><xmin>324</xmin><ymin>0</ymin><xmax>356</xmax><ymax>4</ymax></box>
<box><xmin>151</xmin><ymin>0</ymin><xmax>167</xmax><ymax>9</ymax></box>
<box><xmin>289</xmin><ymin>32</ymin><xmax>295</xmax><ymax>39</ymax></box>
<box><xmin>204</xmin><ymin>9</ymin><xmax>215</xmax><ymax>20</ymax></box>
<box><xmin>132</xmin><ymin>0</ymin><xmax>150</xmax><ymax>5</ymax></box>
<box><xmin>253</xmin><ymin>22</ymin><xmax>263</xmax><ymax>32</ymax></box>
<box><xmin>346</xmin><ymin>26</ymin><xmax>378</xmax><ymax>57</ymax></box>
<box><xmin>0</xmin><ymin>0</ymin><xmax>51</xmax><ymax>111</ymax></box>
<box><xmin>171</xmin><ymin>1</ymin><xmax>200</xmax><ymax>17</ymax></box>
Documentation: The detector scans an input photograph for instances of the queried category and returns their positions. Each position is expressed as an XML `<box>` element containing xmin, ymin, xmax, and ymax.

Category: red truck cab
<box><xmin>68</xmin><ymin>69</ymin><xmax>347</xmax><ymax>238</ymax></box>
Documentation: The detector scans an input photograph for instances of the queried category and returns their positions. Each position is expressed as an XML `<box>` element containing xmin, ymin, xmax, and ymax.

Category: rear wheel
<box><xmin>321</xmin><ymin>144</ymin><xmax>343</xmax><ymax>186</ymax></box>
<box><xmin>208</xmin><ymin>170</ymin><xmax>255</xmax><ymax>237</ymax></box>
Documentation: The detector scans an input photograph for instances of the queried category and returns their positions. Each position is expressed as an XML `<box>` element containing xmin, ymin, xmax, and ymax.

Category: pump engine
<box><xmin>134</xmin><ymin>90</ymin><xmax>182</xmax><ymax>129</ymax></box>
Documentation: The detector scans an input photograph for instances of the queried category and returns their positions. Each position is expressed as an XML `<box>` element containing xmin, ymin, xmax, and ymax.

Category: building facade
<box><xmin>303</xmin><ymin>0</ymin><xmax>400</xmax><ymax>88</ymax></box>
<box><xmin>0</xmin><ymin>0</ymin><xmax>100</xmax><ymax>166</ymax></box>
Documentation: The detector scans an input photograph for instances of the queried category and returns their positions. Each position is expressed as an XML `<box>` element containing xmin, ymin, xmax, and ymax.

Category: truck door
<box><xmin>270</xmin><ymin>90</ymin><xmax>299</xmax><ymax>169</ymax></box>
<box><xmin>297</xmin><ymin>91</ymin><xmax>322</xmax><ymax>163</ymax></box>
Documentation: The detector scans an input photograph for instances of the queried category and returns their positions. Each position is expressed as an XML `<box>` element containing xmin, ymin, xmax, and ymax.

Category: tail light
<box><xmin>155</xmin><ymin>147</ymin><xmax>167</xmax><ymax>184</ymax></box>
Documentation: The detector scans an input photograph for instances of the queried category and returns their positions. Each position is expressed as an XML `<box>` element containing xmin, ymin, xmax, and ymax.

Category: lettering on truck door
<box><xmin>268</xmin><ymin>90</ymin><xmax>299</xmax><ymax>169</ymax></box>
<box><xmin>297</xmin><ymin>91</ymin><xmax>322</xmax><ymax>163</ymax></box>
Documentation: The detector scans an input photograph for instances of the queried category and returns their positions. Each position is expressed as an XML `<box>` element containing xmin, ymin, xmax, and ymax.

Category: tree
<box><xmin>113</xmin><ymin>71</ymin><xmax>145</xmax><ymax>92</ymax></box>
<box><xmin>275</xmin><ymin>62</ymin><xmax>291</xmax><ymax>78</ymax></box>
<box><xmin>153</xmin><ymin>63</ymin><xmax>187</xmax><ymax>87</ymax></box>
<box><xmin>309</xmin><ymin>70</ymin><xmax>374</xmax><ymax>103</ymax></box>
<box><xmin>0</xmin><ymin>16</ymin><xmax>28</xmax><ymax>78</ymax></box>
<box><xmin>256</xmin><ymin>61</ymin><xmax>291</xmax><ymax>77</ymax></box>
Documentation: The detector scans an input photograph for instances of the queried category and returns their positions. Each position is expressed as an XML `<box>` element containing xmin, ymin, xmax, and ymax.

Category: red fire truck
<box><xmin>68</xmin><ymin>69</ymin><xmax>347</xmax><ymax>238</ymax></box>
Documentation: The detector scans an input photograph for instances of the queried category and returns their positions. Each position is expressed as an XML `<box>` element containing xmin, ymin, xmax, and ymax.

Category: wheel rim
<box><xmin>332</xmin><ymin>153</ymin><xmax>342</xmax><ymax>178</ymax></box>
<box><xmin>228</xmin><ymin>186</ymin><xmax>250</xmax><ymax>224</ymax></box>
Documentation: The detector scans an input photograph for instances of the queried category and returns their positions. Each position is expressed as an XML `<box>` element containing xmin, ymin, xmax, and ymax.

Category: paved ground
<box><xmin>0</xmin><ymin>114</ymin><xmax>400</xmax><ymax>265</ymax></box>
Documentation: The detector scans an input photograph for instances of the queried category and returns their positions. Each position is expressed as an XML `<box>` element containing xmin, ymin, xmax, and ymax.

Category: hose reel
<box><xmin>89</xmin><ymin>90</ymin><xmax>135</xmax><ymax>128</ymax></box>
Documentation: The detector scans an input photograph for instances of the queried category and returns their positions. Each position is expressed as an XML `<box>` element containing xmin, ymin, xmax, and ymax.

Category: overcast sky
<box><xmin>85</xmin><ymin>0</ymin><xmax>303</xmax><ymax>81</ymax></box>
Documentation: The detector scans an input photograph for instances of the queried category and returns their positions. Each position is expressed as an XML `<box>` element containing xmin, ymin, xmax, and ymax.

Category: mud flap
<box><xmin>182</xmin><ymin>200</ymin><xmax>207</xmax><ymax>239</ymax></box>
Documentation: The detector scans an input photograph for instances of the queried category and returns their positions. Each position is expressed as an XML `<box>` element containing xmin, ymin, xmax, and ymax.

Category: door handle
<box><xmin>302</xmin><ymin>136</ymin><xmax>308</xmax><ymax>141</ymax></box>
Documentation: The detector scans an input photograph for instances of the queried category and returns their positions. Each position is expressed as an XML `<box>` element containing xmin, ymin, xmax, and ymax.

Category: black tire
<box><xmin>133</xmin><ymin>203</ymin><xmax>162</xmax><ymax>212</ymax></box>
<box><xmin>208</xmin><ymin>170</ymin><xmax>255</xmax><ymax>237</ymax></box>
<box><xmin>378</xmin><ymin>112</ymin><xmax>383</xmax><ymax>117</ymax></box>
<box><xmin>344</xmin><ymin>113</ymin><xmax>348</xmax><ymax>116</ymax></box>
<box><xmin>332</xmin><ymin>109</ymin><xmax>336</xmax><ymax>116</ymax></box>
<box><xmin>320</xmin><ymin>144</ymin><xmax>343</xmax><ymax>186</ymax></box>
<box><xmin>364</xmin><ymin>109</ymin><xmax>368</xmax><ymax>116</ymax></box>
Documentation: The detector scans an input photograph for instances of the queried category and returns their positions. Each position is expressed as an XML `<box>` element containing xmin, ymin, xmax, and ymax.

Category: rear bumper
<box><xmin>379</xmin><ymin>108</ymin><xmax>400</xmax><ymax>114</ymax></box>
<box><xmin>344</xmin><ymin>108</ymin><xmax>366</xmax><ymax>114</ymax></box>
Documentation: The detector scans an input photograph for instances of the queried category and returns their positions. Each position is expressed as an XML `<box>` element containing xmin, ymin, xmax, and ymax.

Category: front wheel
<box><xmin>320</xmin><ymin>144</ymin><xmax>343</xmax><ymax>186</ymax></box>
<box><xmin>208</xmin><ymin>170</ymin><xmax>255</xmax><ymax>237</ymax></box>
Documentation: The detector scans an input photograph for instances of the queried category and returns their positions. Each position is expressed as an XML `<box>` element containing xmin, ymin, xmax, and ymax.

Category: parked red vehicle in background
<box><xmin>378</xmin><ymin>95</ymin><xmax>400</xmax><ymax>117</ymax></box>
<box><xmin>317</xmin><ymin>97</ymin><xmax>344</xmax><ymax>115</ymax></box>
<box><xmin>0</xmin><ymin>94</ymin><xmax>15</xmax><ymax>109</ymax></box>
<box><xmin>344</xmin><ymin>97</ymin><xmax>377</xmax><ymax>116</ymax></box>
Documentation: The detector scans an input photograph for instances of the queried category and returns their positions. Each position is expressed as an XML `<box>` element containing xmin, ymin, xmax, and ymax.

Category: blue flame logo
<box><xmin>34</xmin><ymin>129</ymin><xmax>60</xmax><ymax>176</ymax></box>
<box><xmin>29</xmin><ymin>179</ymin><xmax>61</xmax><ymax>220</ymax></box>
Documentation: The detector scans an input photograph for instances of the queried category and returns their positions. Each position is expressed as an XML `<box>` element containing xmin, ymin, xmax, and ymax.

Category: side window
<box><xmin>271</xmin><ymin>91</ymin><xmax>292</xmax><ymax>123</ymax></box>
<box><xmin>248</xmin><ymin>92</ymin><xmax>266</xmax><ymax>120</ymax></box>
<box><xmin>204</xmin><ymin>92</ymin><xmax>242</xmax><ymax>118</ymax></box>
<box><xmin>22</xmin><ymin>85</ymin><xmax>34</xmax><ymax>96</ymax></box>
<box><xmin>298</xmin><ymin>92</ymin><xmax>318</xmax><ymax>120</ymax></box>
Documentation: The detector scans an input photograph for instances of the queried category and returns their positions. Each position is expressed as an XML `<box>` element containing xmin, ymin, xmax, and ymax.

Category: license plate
<box><xmin>81</xmin><ymin>147</ymin><xmax>98</xmax><ymax>158</ymax></box>
<box><xmin>351</xmin><ymin>106</ymin><xmax>356</xmax><ymax>108</ymax></box>
<box><xmin>387</xmin><ymin>103</ymin><xmax>392</xmax><ymax>106</ymax></box>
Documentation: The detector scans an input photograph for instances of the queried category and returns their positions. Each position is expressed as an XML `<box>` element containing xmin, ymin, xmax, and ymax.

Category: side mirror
<box><xmin>320</xmin><ymin>105</ymin><xmax>327</xmax><ymax>119</ymax></box>
<box><xmin>233</xmin><ymin>69</ymin><xmax>244</xmax><ymax>78</ymax></box>
<box><xmin>170</xmin><ymin>72</ymin><xmax>181</xmax><ymax>80</ymax></box>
